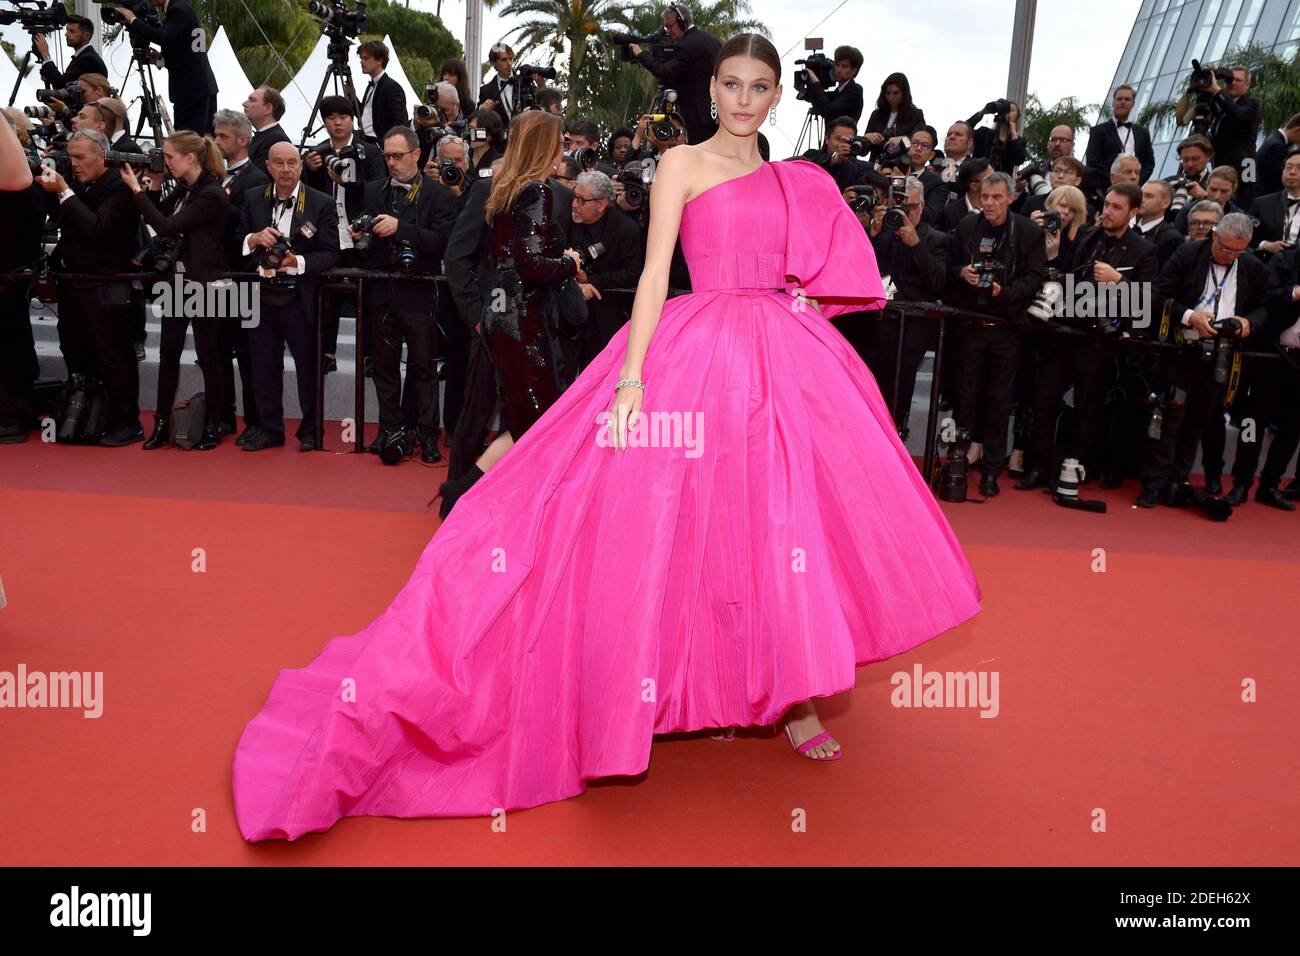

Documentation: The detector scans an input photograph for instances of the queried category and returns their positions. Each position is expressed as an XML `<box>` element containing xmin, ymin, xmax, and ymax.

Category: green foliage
<box><xmin>1021</xmin><ymin>93</ymin><xmax>1099</xmax><ymax>166</ymax></box>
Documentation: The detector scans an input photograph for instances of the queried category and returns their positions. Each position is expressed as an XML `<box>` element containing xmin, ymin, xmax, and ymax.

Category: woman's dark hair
<box><xmin>439</xmin><ymin>58</ymin><xmax>476</xmax><ymax>116</ymax></box>
<box><xmin>876</xmin><ymin>72</ymin><xmax>919</xmax><ymax>125</ymax></box>
<box><xmin>712</xmin><ymin>33</ymin><xmax>781</xmax><ymax>84</ymax></box>
<box><xmin>469</xmin><ymin>107</ymin><xmax>505</xmax><ymax>148</ymax></box>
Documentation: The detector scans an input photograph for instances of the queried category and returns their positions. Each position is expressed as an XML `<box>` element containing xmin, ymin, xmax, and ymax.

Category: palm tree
<box><xmin>1138</xmin><ymin>42</ymin><xmax>1300</xmax><ymax>141</ymax></box>
<box><xmin>1021</xmin><ymin>93</ymin><xmax>1100</xmax><ymax>167</ymax></box>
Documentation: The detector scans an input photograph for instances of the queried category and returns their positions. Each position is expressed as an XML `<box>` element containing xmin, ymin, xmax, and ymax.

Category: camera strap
<box><xmin>386</xmin><ymin>177</ymin><xmax>422</xmax><ymax>217</ymax></box>
<box><xmin>1197</xmin><ymin>261</ymin><xmax>1232</xmax><ymax>316</ymax></box>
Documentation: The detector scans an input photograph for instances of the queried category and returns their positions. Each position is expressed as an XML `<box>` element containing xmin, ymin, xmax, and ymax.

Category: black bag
<box><xmin>53</xmin><ymin>374</ymin><xmax>109</xmax><ymax>443</ymax></box>
<box><xmin>170</xmin><ymin>392</ymin><xmax>207</xmax><ymax>450</ymax></box>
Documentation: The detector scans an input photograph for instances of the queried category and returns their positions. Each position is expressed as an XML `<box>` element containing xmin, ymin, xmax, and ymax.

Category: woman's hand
<box><xmin>606</xmin><ymin>383</ymin><xmax>643</xmax><ymax>452</ymax></box>
<box><xmin>120</xmin><ymin>163</ymin><xmax>142</xmax><ymax>194</ymax></box>
<box><xmin>563</xmin><ymin>248</ymin><xmax>582</xmax><ymax>271</ymax></box>
<box><xmin>1044</xmin><ymin>230</ymin><xmax>1060</xmax><ymax>260</ymax></box>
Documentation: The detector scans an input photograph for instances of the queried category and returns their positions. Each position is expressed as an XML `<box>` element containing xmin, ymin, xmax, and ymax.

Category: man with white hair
<box><xmin>1136</xmin><ymin>212</ymin><xmax>1267</xmax><ymax>514</ymax></box>
<box><xmin>35</xmin><ymin>129</ymin><xmax>144</xmax><ymax>446</ymax></box>
<box><xmin>567</xmin><ymin>169</ymin><xmax>645</xmax><ymax>367</ymax></box>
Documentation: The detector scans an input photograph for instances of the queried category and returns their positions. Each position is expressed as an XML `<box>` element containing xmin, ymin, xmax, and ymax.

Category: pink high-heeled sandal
<box><xmin>779</xmin><ymin>721</ymin><xmax>842</xmax><ymax>761</ymax></box>
<box><xmin>709</xmin><ymin>726</ymin><xmax>736</xmax><ymax>741</ymax></box>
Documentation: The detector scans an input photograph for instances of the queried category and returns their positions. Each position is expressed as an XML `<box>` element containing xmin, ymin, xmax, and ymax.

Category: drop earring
<box><xmin>710</xmin><ymin>99</ymin><xmax>717</xmax><ymax>120</ymax></box>
<box><xmin>769</xmin><ymin>107</ymin><xmax>777</xmax><ymax>126</ymax></box>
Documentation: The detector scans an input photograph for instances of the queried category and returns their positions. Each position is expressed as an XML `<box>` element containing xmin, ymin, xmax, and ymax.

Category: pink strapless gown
<box><xmin>232</xmin><ymin>159</ymin><xmax>983</xmax><ymax>841</ymax></box>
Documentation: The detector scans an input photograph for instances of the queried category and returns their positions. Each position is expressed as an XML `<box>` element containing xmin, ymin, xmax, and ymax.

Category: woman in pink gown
<box><xmin>231</xmin><ymin>34</ymin><xmax>983</xmax><ymax>842</ymax></box>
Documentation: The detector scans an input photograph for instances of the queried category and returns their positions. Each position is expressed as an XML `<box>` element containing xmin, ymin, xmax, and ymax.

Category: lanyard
<box><xmin>1198</xmin><ymin>262</ymin><xmax>1231</xmax><ymax>313</ymax></box>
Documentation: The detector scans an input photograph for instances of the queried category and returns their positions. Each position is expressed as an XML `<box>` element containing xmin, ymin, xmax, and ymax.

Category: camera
<box><xmin>1168</xmin><ymin>173</ymin><xmax>1193</xmax><ymax>214</ymax></box>
<box><xmin>0</xmin><ymin>0</ymin><xmax>68</xmax><ymax>32</ymax></box>
<box><xmin>325</xmin><ymin>142</ymin><xmax>367</xmax><ymax>182</ymax></box>
<box><xmin>794</xmin><ymin>52</ymin><xmax>834</xmax><ymax>97</ymax></box>
<box><xmin>575</xmin><ymin>241</ymin><xmax>606</xmax><ymax>273</ymax></box>
<box><xmin>1205</xmin><ymin>316</ymin><xmax>1243</xmax><ymax>383</ymax></box>
<box><xmin>393</xmin><ymin>239</ymin><xmax>416</xmax><ymax>272</ymax></box>
<box><xmin>23</xmin><ymin>104</ymin><xmax>54</xmax><ymax>120</ymax></box>
<box><xmin>564</xmin><ymin>146</ymin><xmax>599</xmax><ymax>172</ymax></box>
<box><xmin>878</xmin><ymin>132</ymin><xmax>911</xmax><ymax>168</ymax></box>
<box><xmin>645</xmin><ymin>114</ymin><xmax>680</xmax><ymax>144</ymax></box>
<box><xmin>436</xmin><ymin>160</ymin><xmax>463</xmax><ymax>189</ymax></box>
<box><xmin>307</xmin><ymin>0</ymin><xmax>366</xmax><ymax>37</ymax></box>
<box><xmin>1027</xmin><ymin>266</ymin><xmax>1064</xmax><ymax>322</ymax></box>
<box><xmin>349</xmin><ymin>213</ymin><xmax>377</xmax><ymax>253</ymax></box>
<box><xmin>849</xmin><ymin>188</ymin><xmax>876</xmax><ymax>214</ymax></box>
<box><xmin>934</xmin><ymin>427</ymin><xmax>972</xmax><ymax>502</ymax></box>
<box><xmin>882</xmin><ymin>176</ymin><xmax>909</xmax><ymax>232</ymax></box>
<box><xmin>414</xmin><ymin>104</ymin><xmax>436</xmax><ymax>121</ymax></box>
<box><xmin>1187</xmin><ymin>59</ymin><xmax>1233</xmax><ymax>137</ymax></box>
<box><xmin>984</xmin><ymin>98</ymin><xmax>1012</xmax><ymax>121</ymax></box>
<box><xmin>378</xmin><ymin>425</ymin><xmax>416</xmax><ymax>465</ymax></box>
<box><xmin>105</xmin><ymin>147</ymin><xmax>167</xmax><ymax>173</ymax></box>
<box><xmin>91</xmin><ymin>0</ymin><xmax>154</xmax><ymax>27</ymax></box>
<box><xmin>1019</xmin><ymin>162</ymin><xmax>1050</xmax><ymax>198</ymax></box>
<box><xmin>36</xmin><ymin>85</ymin><xmax>84</xmax><ymax>113</ymax></box>
<box><xmin>1041</xmin><ymin>211</ymin><xmax>1061</xmax><ymax>235</ymax></box>
<box><xmin>609</xmin><ymin>27</ymin><xmax>668</xmax><ymax>61</ymax></box>
<box><xmin>261</xmin><ymin>221</ymin><xmax>317</xmax><ymax>273</ymax></box>
<box><xmin>133</xmin><ymin>235</ymin><xmax>181</xmax><ymax>274</ymax></box>
<box><xmin>1189</xmin><ymin>58</ymin><xmax>1233</xmax><ymax>93</ymax></box>
<box><xmin>617</xmin><ymin>157</ymin><xmax>656</xmax><ymax>210</ymax></box>
<box><xmin>847</xmin><ymin>135</ymin><xmax>871</xmax><ymax>158</ymax></box>
<box><xmin>971</xmin><ymin>236</ymin><xmax>1006</xmax><ymax>299</ymax></box>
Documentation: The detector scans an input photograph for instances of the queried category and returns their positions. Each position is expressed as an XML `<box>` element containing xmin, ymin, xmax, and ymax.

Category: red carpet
<box><xmin>1</xmin><ymin>417</ymin><xmax>1297</xmax><ymax>865</ymax></box>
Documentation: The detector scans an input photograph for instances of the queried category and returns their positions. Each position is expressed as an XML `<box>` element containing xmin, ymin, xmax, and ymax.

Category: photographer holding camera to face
<box><xmin>860</xmin><ymin>175</ymin><xmax>947</xmax><ymax>436</ymax></box>
<box><xmin>36</xmin><ymin>128</ymin><xmax>144</xmax><ymax>447</ymax></box>
<box><xmin>946</xmin><ymin>170</ymin><xmax>1046</xmax><ymax>497</ymax></box>
<box><xmin>967</xmin><ymin>98</ymin><xmax>1025</xmax><ymax>175</ymax></box>
<box><xmin>625</xmin><ymin>4</ymin><xmax>723</xmax><ymax>146</ymax></box>
<box><xmin>801</xmin><ymin>46</ymin><xmax>865</xmax><ymax>125</ymax></box>
<box><xmin>1164</xmin><ymin>134</ymin><xmax>1214</xmax><ymax>220</ymax></box>
<box><xmin>1176</xmin><ymin>62</ymin><xmax>1261</xmax><ymax>207</ymax></box>
<box><xmin>801</xmin><ymin>115</ymin><xmax>872</xmax><ymax>192</ymax></box>
<box><xmin>115</xmin><ymin>0</ymin><xmax>220</xmax><ymax>134</ymax></box>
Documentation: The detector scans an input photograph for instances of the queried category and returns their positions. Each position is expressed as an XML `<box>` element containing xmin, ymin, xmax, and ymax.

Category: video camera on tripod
<box><xmin>91</xmin><ymin>0</ymin><xmax>156</xmax><ymax>28</ymax></box>
<box><xmin>502</xmin><ymin>64</ymin><xmax>556</xmax><ymax>113</ymax></box>
<box><xmin>1186</xmin><ymin>58</ymin><xmax>1232</xmax><ymax>137</ymax></box>
<box><xmin>793</xmin><ymin>40</ymin><xmax>834</xmax><ymax>100</ymax></box>
<box><xmin>308</xmin><ymin>0</ymin><xmax>366</xmax><ymax>36</ymax></box>
<box><xmin>0</xmin><ymin>0</ymin><xmax>67</xmax><ymax>32</ymax></box>
<box><xmin>609</xmin><ymin>26</ymin><xmax>672</xmax><ymax>62</ymax></box>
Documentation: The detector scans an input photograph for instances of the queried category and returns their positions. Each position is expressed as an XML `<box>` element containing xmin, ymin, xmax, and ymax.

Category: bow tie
<box><xmin>1288</xmin><ymin>197</ymin><xmax>1300</xmax><ymax>207</ymax></box>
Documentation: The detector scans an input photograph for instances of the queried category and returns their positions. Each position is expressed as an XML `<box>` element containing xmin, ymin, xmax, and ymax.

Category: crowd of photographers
<box><xmin>1</xmin><ymin>4</ymin><xmax>1298</xmax><ymax>519</ymax></box>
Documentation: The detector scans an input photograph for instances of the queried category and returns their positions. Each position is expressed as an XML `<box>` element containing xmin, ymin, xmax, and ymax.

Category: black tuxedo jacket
<box><xmin>946</xmin><ymin>211</ymin><xmax>1047</xmax><ymax>320</ymax></box>
<box><xmin>1134</xmin><ymin>219</ymin><xmax>1184</xmax><ymax>268</ymax></box>
<box><xmin>221</xmin><ymin>161</ymin><xmax>270</xmax><ymax>262</ymax></box>
<box><xmin>238</xmin><ymin>182</ymin><xmax>340</xmax><ymax>308</ymax></box>
<box><xmin>632</xmin><ymin>26</ymin><xmax>723</xmax><ymax>135</ymax></box>
<box><xmin>808</xmin><ymin>78</ymin><xmax>865</xmax><ymax>124</ymax></box>
<box><xmin>132</xmin><ymin>171</ymin><xmax>231</xmax><ymax>283</ymax></box>
<box><xmin>1263</xmin><ymin>243</ymin><xmax>1300</xmax><ymax>350</ymax></box>
<box><xmin>918</xmin><ymin>168</ymin><xmax>951</xmax><ymax>229</ymax></box>
<box><xmin>249</xmin><ymin>124</ymin><xmax>292</xmax><ymax>177</ymax></box>
<box><xmin>477</xmin><ymin>74</ymin><xmax>518</xmax><ymax>130</ymax></box>
<box><xmin>1253</xmin><ymin>129</ymin><xmax>1289</xmax><ymax>198</ymax></box>
<box><xmin>1211</xmin><ymin>93</ymin><xmax>1261</xmax><ymax>176</ymax></box>
<box><xmin>1084</xmin><ymin>119</ymin><xmax>1155</xmax><ymax>184</ymax></box>
<box><xmin>1067</xmin><ymin>226</ymin><xmax>1160</xmax><ymax>333</ymax></box>
<box><xmin>1247</xmin><ymin>189</ymin><xmax>1300</xmax><ymax>248</ymax></box>
<box><xmin>52</xmin><ymin>168</ymin><xmax>141</xmax><ymax>282</ymax></box>
<box><xmin>127</xmin><ymin>0</ymin><xmax>218</xmax><ymax>102</ymax></box>
<box><xmin>40</xmin><ymin>46</ymin><xmax>108</xmax><ymax>88</ymax></box>
<box><xmin>570</xmin><ymin>207</ymin><xmax>645</xmax><ymax>293</ymax></box>
<box><xmin>359</xmin><ymin>73</ymin><xmax>407</xmax><ymax>143</ymax></box>
<box><xmin>358</xmin><ymin>173</ymin><xmax>459</xmax><ymax>312</ymax></box>
<box><xmin>110</xmin><ymin>133</ymin><xmax>143</xmax><ymax>155</ymax></box>
<box><xmin>871</xmin><ymin>221</ymin><xmax>948</xmax><ymax>302</ymax></box>
<box><xmin>444</xmin><ymin>175</ymin><xmax>574</xmax><ymax>330</ymax></box>
<box><xmin>1155</xmin><ymin>238</ymin><xmax>1268</xmax><ymax>343</ymax></box>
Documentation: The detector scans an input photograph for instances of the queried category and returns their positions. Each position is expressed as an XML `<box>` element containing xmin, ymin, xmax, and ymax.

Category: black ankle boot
<box><xmin>438</xmin><ymin>465</ymin><xmax>485</xmax><ymax>519</ymax></box>
<box><xmin>142</xmin><ymin>414</ymin><xmax>169</xmax><ymax>450</ymax></box>
<box><xmin>196</xmin><ymin>422</ymin><xmax>222</xmax><ymax>451</ymax></box>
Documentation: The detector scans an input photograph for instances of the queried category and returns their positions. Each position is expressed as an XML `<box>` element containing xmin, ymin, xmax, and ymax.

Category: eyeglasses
<box><xmin>572</xmin><ymin>195</ymin><xmax>602</xmax><ymax>206</ymax></box>
<box><xmin>1049</xmin><ymin>136</ymin><xmax>1073</xmax><ymax>144</ymax></box>
<box><xmin>1215</xmin><ymin>236</ymin><xmax>1250</xmax><ymax>255</ymax></box>
<box><xmin>383</xmin><ymin>148</ymin><xmax>417</xmax><ymax>161</ymax></box>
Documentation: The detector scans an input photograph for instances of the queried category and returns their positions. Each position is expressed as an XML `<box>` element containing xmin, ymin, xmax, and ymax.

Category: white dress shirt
<box><xmin>242</xmin><ymin>183</ymin><xmax>307</xmax><ymax>275</ymax></box>
<box><xmin>1181</xmin><ymin>259</ymin><xmax>1237</xmax><ymax>341</ymax></box>
<box><xmin>360</xmin><ymin>71</ymin><xmax>385</xmax><ymax>138</ymax></box>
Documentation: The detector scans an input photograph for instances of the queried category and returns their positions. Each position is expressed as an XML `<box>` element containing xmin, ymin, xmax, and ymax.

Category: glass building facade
<box><xmin>1110</xmin><ymin>0</ymin><xmax>1300</xmax><ymax>175</ymax></box>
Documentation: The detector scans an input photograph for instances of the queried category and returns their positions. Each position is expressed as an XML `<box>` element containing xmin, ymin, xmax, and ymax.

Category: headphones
<box><xmin>666</xmin><ymin>2</ymin><xmax>692</xmax><ymax>30</ymax></box>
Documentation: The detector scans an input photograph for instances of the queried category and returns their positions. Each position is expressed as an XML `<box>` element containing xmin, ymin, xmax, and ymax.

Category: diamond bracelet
<box><xmin>614</xmin><ymin>379</ymin><xmax>646</xmax><ymax>391</ymax></box>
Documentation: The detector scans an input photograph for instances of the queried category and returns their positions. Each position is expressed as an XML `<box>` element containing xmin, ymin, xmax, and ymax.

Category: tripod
<box><xmin>129</xmin><ymin>48</ymin><xmax>167</xmax><ymax>147</ymax></box>
<box><xmin>8</xmin><ymin>36</ymin><xmax>43</xmax><ymax>108</ymax></box>
<box><xmin>298</xmin><ymin>36</ymin><xmax>357</xmax><ymax>149</ymax></box>
<box><xmin>793</xmin><ymin>106</ymin><xmax>823</xmax><ymax>156</ymax></box>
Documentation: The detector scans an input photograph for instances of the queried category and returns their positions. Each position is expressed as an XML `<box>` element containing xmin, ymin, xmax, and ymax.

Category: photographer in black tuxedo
<box><xmin>117</xmin><ymin>0</ymin><xmax>219</xmax><ymax>134</ymax></box>
<box><xmin>1132</xmin><ymin>179</ymin><xmax>1184</xmax><ymax>267</ymax></box>
<box><xmin>1136</xmin><ymin>213</ymin><xmax>1266</xmax><ymax>514</ymax></box>
<box><xmin>238</xmin><ymin>142</ymin><xmax>339</xmax><ymax>451</ymax></box>
<box><xmin>304</xmin><ymin>95</ymin><xmax>385</xmax><ymax>374</ymax></box>
<box><xmin>627</xmin><ymin>4</ymin><xmax>723</xmax><ymax>146</ymax></box>
<box><xmin>1182</xmin><ymin>65</ymin><xmax>1261</xmax><ymax>207</ymax></box>
<box><xmin>477</xmin><ymin>43</ymin><xmax>520</xmax><ymax>129</ymax></box>
<box><xmin>34</xmin><ymin>16</ymin><xmax>107</xmax><ymax>88</ymax></box>
<box><xmin>214</xmin><ymin>109</ymin><xmax>269</xmax><ymax>438</ymax></box>
<box><xmin>1254</xmin><ymin>117</ymin><xmax>1300</xmax><ymax>198</ymax></box>
<box><xmin>1247</xmin><ymin>149</ymin><xmax>1300</xmax><ymax>261</ymax></box>
<box><xmin>804</xmin><ymin>46</ymin><xmax>865</xmax><ymax>125</ymax></box>
<box><xmin>354</xmin><ymin>40</ymin><xmax>407</xmax><ymax>146</ymax></box>
<box><xmin>566</xmin><ymin>170</ymin><xmax>645</xmax><ymax>368</ymax></box>
<box><xmin>946</xmin><ymin>170</ymin><xmax>1046</xmax><ymax>497</ymax></box>
<box><xmin>863</xmin><ymin>175</ymin><xmax>947</xmax><ymax>436</ymax></box>
<box><xmin>1085</xmin><ymin>85</ymin><xmax>1155</xmax><ymax>187</ymax></box>
<box><xmin>36</xmin><ymin>129</ymin><xmax>144</xmax><ymax>446</ymax></box>
<box><xmin>1220</xmin><ymin>241</ymin><xmax>1300</xmax><ymax>510</ymax></box>
<box><xmin>1019</xmin><ymin>184</ymin><xmax>1159</xmax><ymax>492</ymax></box>
<box><xmin>353</xmin><ymin>126</ymin><xmax>459</xmax><ymax>463</ymax></box>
